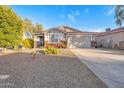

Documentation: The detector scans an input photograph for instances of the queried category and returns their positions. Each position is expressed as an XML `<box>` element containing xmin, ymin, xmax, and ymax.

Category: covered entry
<box><xmin>33</xmin><ymin>32</ymin><xmax>44</xmax><ymax>48</ymax></box>
<box><xmin>37</xmin><ymin>36</ymin><xmax>44</xmax><ymax>47</ymax></box>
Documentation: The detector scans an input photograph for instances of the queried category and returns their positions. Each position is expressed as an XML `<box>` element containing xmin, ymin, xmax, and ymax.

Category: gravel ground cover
<box><xmin>0</xmin><ymin>49</ymin><xmax>107</xmax><ymax>88</ymax></box>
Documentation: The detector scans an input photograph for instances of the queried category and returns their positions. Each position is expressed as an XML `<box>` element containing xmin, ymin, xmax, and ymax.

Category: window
<box><xmin>49</xmin><ymin>33</ymin><xmax>63</xmax><ymax>43</ymax></box>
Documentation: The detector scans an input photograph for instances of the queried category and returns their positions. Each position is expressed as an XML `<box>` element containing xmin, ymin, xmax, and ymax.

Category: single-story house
<box><xmin>33</xmin><ymin>26</ymin><xmax>98</xmax><ymax>48</ymax></box>
<box><xmin>32</xmin><ymin>26</ymin><xmax>124</xmax><ymax>49</ymax></box>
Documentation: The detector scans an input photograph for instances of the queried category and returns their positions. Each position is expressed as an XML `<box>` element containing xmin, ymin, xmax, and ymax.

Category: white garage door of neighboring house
<box><xmin>67</xmin><ymin>36</ymin><xmax>91</xmax><ymax>48</ymax></box>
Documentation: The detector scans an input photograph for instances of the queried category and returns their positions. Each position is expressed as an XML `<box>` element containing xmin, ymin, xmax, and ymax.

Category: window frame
<box><xmin>48</xmin><ymin>33</ymin><xmax>64</xmax><ymax>43</ymax></box>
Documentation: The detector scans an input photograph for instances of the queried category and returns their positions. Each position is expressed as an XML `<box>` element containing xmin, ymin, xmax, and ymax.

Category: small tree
<box><xmin>0</xmin><ymin>6</ymin><xmax>24</xmax><ymax>48</ymax></box>
<box><xmin>23</xmin><ymin>19</ymin><xmax>34</xmax><ymax>33</ymax></box>
<box><xmin>34</xmin><ymin>23</ymin><xmax>43</xmax><ymax>32</ymax></box>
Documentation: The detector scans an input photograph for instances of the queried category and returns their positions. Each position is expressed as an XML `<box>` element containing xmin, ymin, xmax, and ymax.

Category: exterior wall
<box><xmin>66</xmin><ymin>35</ymin><xmax>93</xmax><ymax>48</ymax></box>
<box><xmin>44</xmin><ymin>30</ymin><xmax>66</xmax><ymax>48</ymax></box>
<box><xmin>33</xmin><ymin>35</ymin><xmax>38</xmax><ymax>48</ymax></box>
<box><xmin>45</xmin><ymin>31</ymin><xmax>65</xmax><ymax>43</ymax></box>
<box><xmin>44</xmin><ymin>33</ymin><xmax>49</xmax><ymax>41</ymax></box>
<box><xmin>96</xmin><ymin>31</ymin><xmax>124</xmax><ymax>49</ymax></box>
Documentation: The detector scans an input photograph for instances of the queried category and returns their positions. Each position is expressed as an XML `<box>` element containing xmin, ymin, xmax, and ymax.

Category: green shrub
<box><xmin>22</xmin><ymin>38</ymin><xmax>34</xmax><ymax>48</ymax></box>
<box><xmin>44</xmin><ymin>46</ymin><xmax>60</xmax><ymax>54</ymax></box>
<box><xmin>40</xmin><ymin>45</ymin><xmax>44</xmax><ymax>49</ymax></box>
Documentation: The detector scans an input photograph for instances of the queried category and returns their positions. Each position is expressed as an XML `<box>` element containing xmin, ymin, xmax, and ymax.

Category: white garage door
<box><xmin>67</xmin><ymin>36</ymin><xmax>91</xmax><ymax>48</ymax></box>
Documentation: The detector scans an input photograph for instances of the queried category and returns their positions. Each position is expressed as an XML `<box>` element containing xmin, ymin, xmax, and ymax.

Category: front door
<box><xmin>37</xmin><ymin>36</ymin><xmax>44</xmax><ymax>47</ymax></box>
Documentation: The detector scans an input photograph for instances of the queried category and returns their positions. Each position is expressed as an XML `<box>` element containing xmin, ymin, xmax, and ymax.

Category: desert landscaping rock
<box><xmin>0</xmin><ymin>49</ymin><xmax>106</xmax><ymax>88</ymax></box>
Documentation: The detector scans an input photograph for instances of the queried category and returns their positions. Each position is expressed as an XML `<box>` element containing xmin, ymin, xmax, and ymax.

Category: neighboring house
<box><xmin>33</xmin><ymin>26</ymin><xmax>98</xmax><ymax>48</ymax></box>
<box><xmin>96</xmin><ymin>27</ymin><xmax>124</xmax><ymax>49</ymax></box>
<box><xmin>33</xmin><ymin>26</ymin><xmax>124</xmax><ymax>49</ymax></box>
<box><xmin>23</xmin><ymin>31</ymin><xmax>32</xmax><ymax>39</ymax></box>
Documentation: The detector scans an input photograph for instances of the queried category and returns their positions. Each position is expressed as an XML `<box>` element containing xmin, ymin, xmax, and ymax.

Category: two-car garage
<box><xmin>67</xmin><ymin>35</ymin><xmax>92</xmax><ymax>48</ymax></box>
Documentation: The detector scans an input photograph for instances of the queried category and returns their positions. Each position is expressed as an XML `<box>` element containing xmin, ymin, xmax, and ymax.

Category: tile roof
<box><xmin>57</xmin><ymin>26</ymin><xmax>82</xmax><ymax>33</ymax></box>
<box><xmin>97</xmin><ymin>26</ymin><xmax>124</xmax><ymax>36</ymax></box>
<box><xmin>33</xmin><ymin>26</ymin><xmax>124</xmax><ymax>36</ymax></box>
<box><xmin>32</xmin><ymin>30</ymin><xmax>44</xmax><ymax>35</ymax></box>
<box><xmin>44</xmin><ymin>27</ymin><xmax>66</xmax><ymax>33</ymax></box>
<box><xmin>67</xmin><ymin>32</ymin><xmax>99</xmax><ymax>35</ymax></box>
<box><xmin>33</xmin><ymin>26</ymin><xmax>99</xmax><ymax>35</ymax></box>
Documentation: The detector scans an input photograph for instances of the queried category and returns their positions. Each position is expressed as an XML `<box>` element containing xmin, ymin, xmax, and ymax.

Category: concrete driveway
<box><xmin>70</xmin><ymin>48</ymin><xmax>124</xmax><ymax>88</ymax></box>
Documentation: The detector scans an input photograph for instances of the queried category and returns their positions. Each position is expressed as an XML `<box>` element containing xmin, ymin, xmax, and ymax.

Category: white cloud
<box><xmin>104</xmin><ymin>6</ymin><xmax>115</xmax><ymax>16</ymax></box>
<box><xmin>68</xmin><ymin>14</ymin><xmax>75</xmax><ymax>22</ymax></box>
<box><xmin>67</xmin><ymin>11</ymin><xmax>80</xmax><ymax>22</ymax></box>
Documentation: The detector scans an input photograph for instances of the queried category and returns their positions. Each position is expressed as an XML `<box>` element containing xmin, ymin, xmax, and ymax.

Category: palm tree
<box><xmin>115</xmin><ymin>5</ymin><xmax>124</xmax><ymax>26</ymax></box>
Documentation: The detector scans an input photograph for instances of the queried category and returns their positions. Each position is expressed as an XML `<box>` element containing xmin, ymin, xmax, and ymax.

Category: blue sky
<box><xmin>10</xmin><ymin>5</ymin><xmax>117</xmax><ymax>32</ymax></box>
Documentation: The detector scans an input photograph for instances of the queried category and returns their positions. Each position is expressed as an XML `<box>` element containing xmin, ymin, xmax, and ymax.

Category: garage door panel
<box><xmin>67</xmin><ymin>36</ymin><xmax>91</xmax><ymax>48</ymax></box>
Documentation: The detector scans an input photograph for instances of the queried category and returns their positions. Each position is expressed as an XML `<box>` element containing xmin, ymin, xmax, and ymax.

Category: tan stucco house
<box><xmin>33</xmin><ymin>26</ymin><xmax>124</xmax><ymax>49</ymax></box>
<box><xmin>33</xmin><ymin>26</ymin><xmax>98</xmax><ymax>48</ymax></box>
<box><xmin>96</xmin><ymin>27</ymin><xmax>124</xmax><ymax>49</ymax></box>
